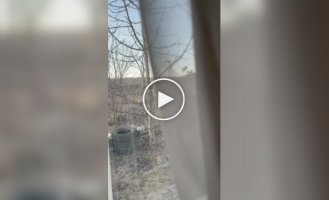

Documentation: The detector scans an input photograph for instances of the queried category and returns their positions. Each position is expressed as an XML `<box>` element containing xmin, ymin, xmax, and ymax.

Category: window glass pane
<box><xmin>108</xmin><ymin>0</ymin><xmax>195</xmax><ymax>199</ymax></box>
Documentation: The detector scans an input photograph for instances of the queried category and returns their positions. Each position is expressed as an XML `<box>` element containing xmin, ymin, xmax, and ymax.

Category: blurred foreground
<box><xmin>0</xmin><ymin>0</ymin><xmax>108</xmax><ymax>199</ymax></box>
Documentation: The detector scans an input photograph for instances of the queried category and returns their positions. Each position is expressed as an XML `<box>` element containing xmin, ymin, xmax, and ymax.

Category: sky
<box><xmin>0</xmin><ymin>0</ymin><xmax>195</xmax><ymax>78</ymax></box>
<box><xmin>0</xmin><ymin>0</ymin><xmax>93</xmax><ymax>33</ymax></box>
<box><xmin>37</xmin><ymin>0</ymin><xmax>91</xmax><ymax>31</ymax></box>
<box><xmin>108</xmin><ymin>0</ymin><xmax>195</xmax><ymax>78</ymax></box>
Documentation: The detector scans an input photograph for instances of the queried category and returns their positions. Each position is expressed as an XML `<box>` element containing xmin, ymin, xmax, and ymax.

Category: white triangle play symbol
<box><xmin>158</xmin><ymin>91</ymin><xmax>174</xmax><ymax>108</ymax></box>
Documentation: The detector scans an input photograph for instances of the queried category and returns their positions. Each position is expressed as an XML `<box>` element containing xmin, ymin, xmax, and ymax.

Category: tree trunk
<box><xmin>143</xmin><ymin>30</ymin><xmax>155</xmax><ymax>141</ymax></box>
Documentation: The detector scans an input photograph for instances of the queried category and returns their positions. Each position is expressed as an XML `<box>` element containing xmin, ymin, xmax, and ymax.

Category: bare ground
<box><xmin>109</xmin><ymin>130</ymin><xmax>180</xmax><ymax>200</ymax></box>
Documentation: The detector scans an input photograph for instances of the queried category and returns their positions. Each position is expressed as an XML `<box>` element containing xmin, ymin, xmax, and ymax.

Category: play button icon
<box><xmin>158</xmin><ymin>91</ymin><xmax>174</xmax><ymax>108</ymax></box>
<box><xmin>143</xmin><ymin>78</ymin><xmax>185</xmax><ymax>121</ymax></box>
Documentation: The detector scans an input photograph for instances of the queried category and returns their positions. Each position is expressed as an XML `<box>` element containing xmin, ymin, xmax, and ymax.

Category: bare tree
<box><xmin>108</xmin><ymin>0</ymin><xmax>191</xmax><ymax>139</ymax></box>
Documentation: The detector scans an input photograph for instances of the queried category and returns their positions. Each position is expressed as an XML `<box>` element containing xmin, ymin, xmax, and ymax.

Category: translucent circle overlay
<box><xmin>142</xmin><ymin>78</ymin><xmax>185</xmax><ymax>121</ymax></box>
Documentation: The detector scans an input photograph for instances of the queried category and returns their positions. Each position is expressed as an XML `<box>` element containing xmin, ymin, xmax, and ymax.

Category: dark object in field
<box><xmin>112</xmin><ymin>128</ymin><xmax>135</xmax><ymax>154</ymax></box>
